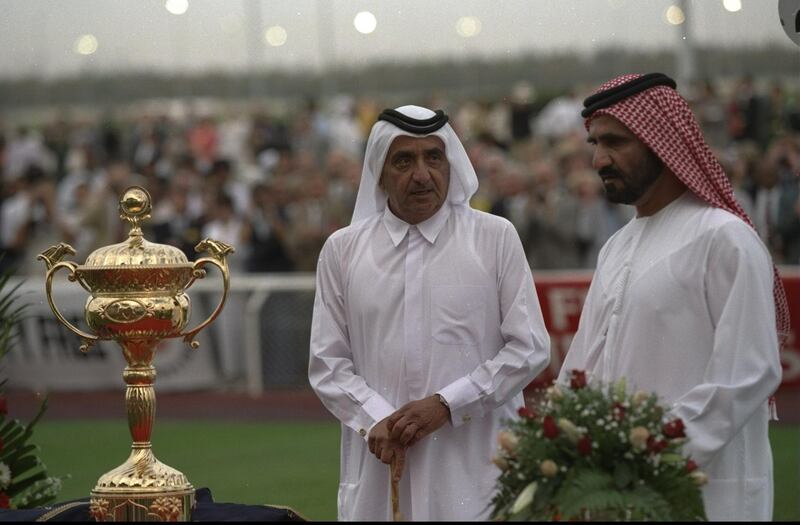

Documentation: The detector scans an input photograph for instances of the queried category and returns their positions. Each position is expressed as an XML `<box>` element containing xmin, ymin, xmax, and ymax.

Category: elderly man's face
<box><xmin>379</xmin><ymin>135</ymin><xmax>450</xmax><ymax>225</ymax></box>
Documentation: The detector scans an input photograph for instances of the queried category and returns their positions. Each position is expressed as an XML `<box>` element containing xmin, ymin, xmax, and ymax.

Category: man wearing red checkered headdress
<box><xmin>559</xmin><ymin>73</ymin><xmax>785</xmax><ymax>521</ymax></box>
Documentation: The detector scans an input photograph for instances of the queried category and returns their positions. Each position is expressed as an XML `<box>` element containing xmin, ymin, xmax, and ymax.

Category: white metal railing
<box><xmin>9</xmin><ymin>266</ymin><xmax>800</xmax><ymax>394</ymax></box>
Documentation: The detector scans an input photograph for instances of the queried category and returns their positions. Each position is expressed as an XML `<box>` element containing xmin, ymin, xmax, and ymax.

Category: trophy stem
<box><xmin>122</xmin><ymin>339</ymin><xmax>158</xmax><ymax>446</ymax></box>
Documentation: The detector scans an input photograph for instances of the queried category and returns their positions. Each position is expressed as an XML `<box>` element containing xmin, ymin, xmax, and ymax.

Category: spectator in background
<box><xmin>1</xmin><ymin>84</ymin><xmax>799</xmax><ymax>275</ymax></box>
<box><xmin>187</xmin><ymin>116</ymin><xmax>218</xmax><ymax>172</ymax></box>
<box><xmin>245</xmin><ymin>181</ymin><xmax>294</xmax><ymax>273</ymax></box>
<box><xmin>752</xmin><ymin>151</ymin><xmax>782</xmax><ymax>255</ymax></box>
<box><xmin>285</xmin><ymin>173</ymin><xmax>331</xmax><ymax>272</ymax></box>
<box><xmin>525</xmin><ymin>159</ymin><xmax>580</xmax><ymax>269</ymax></box>
<box><xmin>322</xmin><ymin>149</ymin><xmax>360</xmax><ymax>230</ymax></box>
<box><xmin>728</xmin><ymin>75</ymin><xmax>770</xmax><ymax>148</ymax></box>
<box><xmin>772</xmin><ymin>137</ymin><xmax>800</xmax><ymax>264</ymax></box>
<box><xmin>533</xmin><ymin>89</ymin><xmax>584</xmax><ymax>140</ymax></box>
<box><xmin>3</xmin><ymin>127</ymin><xmax>56</xmax><ymax>187</ymax></box>
<box><xmin>327</xmin><ymin>96</ymin><xmax>364</xmax><ymax>159</ymax></box>
<box><xmin>81</xmin><ymin>160</ymin><xmax>143</xmax><ymax>249</ymax></box>
<box><xmin>509</xmin><ymin>82</ymin><xmax>536</xmax><ymax>142</ymax></box>
<box><xmin>207</xmin><ymin>158</ymin><xmax>251</xmax><ymax>217</ymax></box>
<box><xmin>569</xmin><ymin>169</ymin><xmax>630</xmax><ymax>268</ymax></box>
<box><xmin>202</xmin><ymin>191</ymin><xmax>247</xmax><ymax>273</ymax></box>
<box><xmin>0</xmin><ymin>165</ymin><xmax>74</xmax><ymax>275</ymax></box>
<box><xmin>691</xmin><ymin>80</ymin><xmax>727</xmax><ymax>149</ymax></box>
<box><xmin>150</xmin><ymin>179</ymin><xmax>205</xmax><ymax>261</ymax></box>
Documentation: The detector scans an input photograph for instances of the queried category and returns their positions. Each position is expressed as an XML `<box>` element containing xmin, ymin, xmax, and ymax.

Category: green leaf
<box><xmin>627</xmin><ymin>484</ymin><xmax>674</xmax><ymax>520</ymax></box>
<box><xmin>613</xmin><ymin>462</ymin><xmax>634</xmax><ymax>489</ymax></box>
<box><xmin>613</xmin><ymin>378</ymin><xmax>627</xmax><ymax>401</ymax></box>
<box><xmin>2</xmin><ymin>442</ymin><xmax>38</xmax><ymax>468</ymax></box>
<box><xmin>659</xmin><ymin>453</ymin><xmax>684</xmax><ymax>464</ymax></box>
<box><xmin>6</xmin><ymin>470</ymin><xmax>47</xmax><ymax>497</ymax></box>
<box><xmin>553</xmin><ymin>470</ymin><xmax>617</xmax><ymax>518</ymax></box>
<box><xmin>7</xmin><ymin>451</ymin><xmax>40</xmax><ymax>474</ymax></box>
<box><xmin>10</xmin><ymin>476</ymin><xmax>61</xmax><ymax>508</ymax></box>
<box><xmin>25</xmin><ymin>396</ymin><xmax>49</xmax><ymax>430</ymax></box>
<box><xmin>510</xmin><ymin>481</ymin><xmax>538</xmax><ymax>514</ymax></box>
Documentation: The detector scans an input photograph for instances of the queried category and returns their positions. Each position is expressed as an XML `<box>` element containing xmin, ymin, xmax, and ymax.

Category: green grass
<box><xmin>29</xmin><ymin>421</ymin><xmax>800</xmax><ymax>521</ymax></box>
<box><xmin>32</xmin><ymin>420</ymin><xmax>341</xmax><ymax>521</ymax></box>
<box><xmin>771</xmin><ymin>425</ymin><xmax>800</xmax><ymax>522</ymax></box>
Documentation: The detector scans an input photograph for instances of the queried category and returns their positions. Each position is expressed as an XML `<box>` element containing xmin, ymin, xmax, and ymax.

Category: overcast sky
<box><xmin>0</xmin><ymin>0</ymin><xmax>796</xmax><ymax>79</ymax></box>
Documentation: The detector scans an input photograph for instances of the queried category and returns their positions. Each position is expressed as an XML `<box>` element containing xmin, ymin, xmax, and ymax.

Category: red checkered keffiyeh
<box><xmin>584</xmin><ymin>73</ymin><xmax>790</xmax><ymax>344</ymax></box>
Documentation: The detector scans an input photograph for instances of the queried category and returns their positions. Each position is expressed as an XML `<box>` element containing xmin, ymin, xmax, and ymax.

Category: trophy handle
<box><xmin>44</xmin><ymin>261</ymin><xmax>99</xmax><ymax>353</ymax></box>
<box><xmin>179</xmin><ymin>239</ymin><xmax>233</xmax><ymax>349</ymax></box>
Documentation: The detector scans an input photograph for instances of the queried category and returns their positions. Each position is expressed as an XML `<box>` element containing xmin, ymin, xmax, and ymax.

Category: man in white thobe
<box><xmin>559</xmin><ymin>73</ymin><xmax>786</xmax><ymax>521</ymax></box>
<box><xmin>309</xmin><ymin>105</ymin><xmax>550</xmax><ymax>520</ymax></box>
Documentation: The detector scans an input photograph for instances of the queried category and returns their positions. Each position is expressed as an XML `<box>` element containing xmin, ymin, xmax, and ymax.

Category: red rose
<box><xmin>0</xmin><ymin>492</ymin><xmax>8</xmax><ymax>509</ymax></box>
<box><xmin>612</xmin><ymin>402</ymin><xmax>626</xmax><ymax>421</ymax></box>
<box><xmin>0</xmin><ymin>397</ymin><xmax>6</xmax><ymax>416</ymax></box>
<box><xmin>542</xmin><ymin>415</ymin><xmax>560</xmax><ymax>439</ymax></box>
<box><xmin>570</xmin><ymin>370</ymin><xmax>587</xmax><ymax>390</ymax></box>
<box><xmin>517</xmin><ymin>407</ymin><xmax>536</xmax><ymax>420</ymax></box>
<box><xmin>685</xmin><ymin>460</ymin><xmax>698</xmax><ymax>473</ymax></box>
<box><xmin>577</xmin><ymin>436</ymin><xmax>593</xmax><ymax>456</ymax></box>
<box><xmin>646</xmin><ymin>436</ymin><xmax>667</xmax><ymax>454</ymax></box>
<box><xmin>662</xmin><ymin>418</ymin><xmax>686</xmax><ymax>439</ymax></box>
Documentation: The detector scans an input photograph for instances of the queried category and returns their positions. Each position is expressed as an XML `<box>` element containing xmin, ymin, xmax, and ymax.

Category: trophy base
<box><xmin>89</xmin><ymin>488</ymin><xmax>195</xmax><ymax>522</ymax></box>
<box><xmin>89</xmin><ymin>448</ymin><xmax>195</xmax><ymax>522</ymax></box>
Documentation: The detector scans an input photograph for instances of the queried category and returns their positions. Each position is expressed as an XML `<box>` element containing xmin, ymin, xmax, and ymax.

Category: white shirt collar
<box><xmin>382</xmin><ymin>202</ymin><xmax>452</xmax><ymax>247</ymax></box>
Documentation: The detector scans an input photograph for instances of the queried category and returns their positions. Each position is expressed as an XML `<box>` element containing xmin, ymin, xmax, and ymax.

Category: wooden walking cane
<box><xmin>390</xmin><ymin>458</ymin><xmax>403</xmax><ymax>521</ymax></box>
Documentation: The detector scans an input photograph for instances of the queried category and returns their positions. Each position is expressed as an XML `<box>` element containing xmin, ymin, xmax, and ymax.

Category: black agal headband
<box><xmin>378</xmin><ymin>108</ymin><xmax>449</xmax><ymax>134</ymax></box>
<box><xmin>581</xmin><ymin>73</ymin><xmax>677</xmax><ymax>118</ymax></box>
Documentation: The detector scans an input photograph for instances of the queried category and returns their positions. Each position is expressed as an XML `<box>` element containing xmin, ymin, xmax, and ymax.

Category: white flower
<box><xmin>632</xmin><ymin>390</ymin><xmax>651</xmax><ymax>407</ymax></box>
<box><xmin>629</xmin><ymin>426</ymin><xmax>650</xmax><ymax>451</ymax></box>
<box><xmin>546</xmin><ymin>385</ymin><xmax>564</xmax><ymax>401</ymax></box>
<box><xmin>558</xmin><ymin>418</ymin><xmax>582</xmax><ymax>443</ymax></box>
<box><xmin>492</xmin><ymin>453</ymin><xmax>510</xmax><ymax>471</ymax></box>
<box><xmin>498</xmin><ymin>431</ymin><xmax>519</xmax><ymax>455</ymax></box>
<box><xmin>0</xmin><ymin>462</ymin><xmax>11</xmax><ymax>489</ymax></box>
<box><xmin>690</xmin><ymin>471</ymin><xmax>709</xmax><ymax>486</ymax></box>
<box><xmin>510</xmin><ymin>481</ymin><xmax>538</xmax><ymax>514</ymax></box>
<box><xmin>540</xmin><ymin>460</ymin><xmax>558</xmax><ymax>477</ymax></box>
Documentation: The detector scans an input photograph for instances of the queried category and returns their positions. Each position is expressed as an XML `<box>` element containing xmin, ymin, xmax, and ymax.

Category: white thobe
<box><xmin>559</xmin><ymin>192</ymin><xmax>782</xmax><ymax>522</ymax></box>
<box><xmin>309</xmin><ymin>202</ymin><xmax>550</xmax><ymax>521</ymax></box>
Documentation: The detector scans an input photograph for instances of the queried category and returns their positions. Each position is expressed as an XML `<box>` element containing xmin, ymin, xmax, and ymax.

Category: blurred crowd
<box><xmin>2</xmin><ymin>76</ymin><xmax>800</xmax><ymax>277</ymax></box>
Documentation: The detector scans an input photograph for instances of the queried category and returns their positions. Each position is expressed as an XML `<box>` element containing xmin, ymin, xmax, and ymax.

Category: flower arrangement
<box><xmin>490</xmin><ymin>370</ymin><xmax>707</xmax><ymax>521</ymax></box>
<box><xmin>0</xmin><ymin>266</ymin><xmax>63</xmax><ymax>509</ymax></box>
<box><xmin>0</xmin><ymin>391</ymin><xmax>63</xmax><ymax>509</ymax></box>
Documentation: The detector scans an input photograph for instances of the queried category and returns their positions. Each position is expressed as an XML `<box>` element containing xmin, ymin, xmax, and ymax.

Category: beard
<box><xmin>599</xmin><ymin>150</ymin><xmax>665</xmax><ymax>205</ymax></box>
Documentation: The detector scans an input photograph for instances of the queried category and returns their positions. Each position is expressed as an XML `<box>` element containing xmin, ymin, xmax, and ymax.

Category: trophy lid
<box><xmin>82</xmin><ymin>187</ymin><xmax>190</xmax><ymax>268</ymax></box>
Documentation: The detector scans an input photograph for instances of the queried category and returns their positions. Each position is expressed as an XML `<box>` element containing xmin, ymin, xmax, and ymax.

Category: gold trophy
<box><xmin>38</xmin><ymin>186</ymin><xmax>233</xmax><ymax>522</ymax></box>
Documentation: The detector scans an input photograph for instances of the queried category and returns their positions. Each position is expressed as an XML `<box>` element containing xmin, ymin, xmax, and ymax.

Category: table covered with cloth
<box><xmin>0</xmin><ymin>488</ymin><xmax>305</xmax><ymax>522</ymax></box>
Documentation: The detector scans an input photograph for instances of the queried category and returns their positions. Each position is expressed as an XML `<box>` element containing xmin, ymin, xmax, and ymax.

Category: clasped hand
<box><xmin>367</xmin><ymin>395</ymin><xmax>450</xmax><ymax>482</ymax></box>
